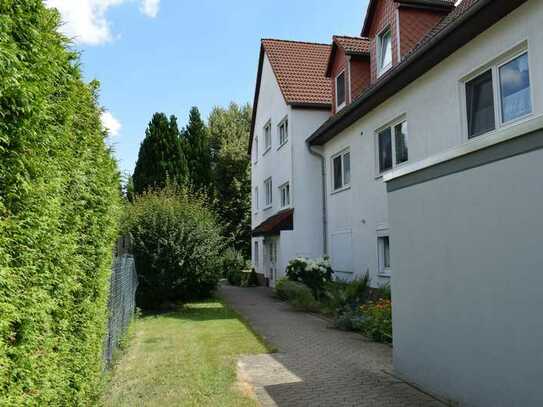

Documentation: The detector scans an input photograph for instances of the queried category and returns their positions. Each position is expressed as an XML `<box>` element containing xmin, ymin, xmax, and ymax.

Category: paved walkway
<box><xmin>220</xmin><ymin>285</ymin><xmax>444</xmax><ymax>407</ymax></box>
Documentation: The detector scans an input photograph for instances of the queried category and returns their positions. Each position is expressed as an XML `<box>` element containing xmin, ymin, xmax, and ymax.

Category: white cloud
<box><xmin>44</xmin><ymin>0</ymin><xmax>160</xmax><ymax>45</ymax></box>
<box><xmin>140</xmin><ymin>0</ymin><xmax>160</xmax><ymax>18</ymax></box>
<box><xmin>101</xmin><ymin>111</ymin><xmax>122</xmax><ymax>137</ymax></box>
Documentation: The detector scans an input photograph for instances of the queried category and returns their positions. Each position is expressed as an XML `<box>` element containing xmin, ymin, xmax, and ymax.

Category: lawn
<box><xmin>103</xmin><ymin>301</ymin><xmax>270</xmax><ymax>406</ymax></box>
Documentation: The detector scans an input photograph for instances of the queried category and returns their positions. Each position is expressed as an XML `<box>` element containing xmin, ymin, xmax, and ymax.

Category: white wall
<box><xmin>251</xmin><ymin>53</ymin><xmax>330</xmax><ymax>283</ymax></box>
<box><xmin>388</xmin><ymin>136</ymin><xmax>543</xmax><ymax>406</ymax></box>
<box><xmin>320</xmin><ymin>1</ymin><xmax>543</xmax><ymax>286</ymax></box>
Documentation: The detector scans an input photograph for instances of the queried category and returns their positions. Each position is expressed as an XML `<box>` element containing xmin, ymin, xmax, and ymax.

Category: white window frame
<box><xmin>377</xmin><ymin>233</ymin><xmax>391</xmax><ymax>277</ymax></box>
<box><xmin>460</xmin><ymin>43</ymin><xmax>533</xmax><ymax>141</ymax></box>
<box><xmin>278</xmin><ymin>116</ymin><xmax>288</xmax><ymax>148</ymax></box>
<box><xmin>335</xmin><ymin>70</ymin><xmax>347</xmax><ymax>111</ymax></box>
<box><xmin>264</xmin><ymin>177</ymin><xmax>272</xmax><ymax>209</ymax></box>
<box><xmin>253</xmin><ymin>136</ymin><xmax>259</xmax><ymax>164</ymax></box>
<box><xmin>279</xmin><ymin>182</ymin><xmax>290</xmax><ymax>209</ymax></box>
<box><xmin>375</xmin><ymin>116</ymin><xmax>408</xmax><ymax>176</ymax></box>
<box><xmin>331</xmin><ymin>148</ymin><xmax>351</xmax><ymax>193</ymax></box>
<box><xmin>254</xmin><ymin>186</ymin><xmax>259</xmax><ymax>212</ymax></box>
<box><xmin>377</xmin><ymin>27</ymin><xmax>393</xmax><ymax>77</ymax></box>
<box><xmin>263</xmin><ymin>120</ymin><xmax>272</xmax><ymax>154</ymax></box>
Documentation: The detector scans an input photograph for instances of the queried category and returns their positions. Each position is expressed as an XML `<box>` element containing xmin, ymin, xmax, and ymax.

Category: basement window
<box><xmin>377</xmin><ymin>236</ymin><xmax>391</xmax><ymax>277</ymax></box>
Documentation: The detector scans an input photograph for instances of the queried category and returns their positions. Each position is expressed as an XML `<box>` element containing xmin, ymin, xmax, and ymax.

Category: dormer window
<box><xmin>377</xmin><ymin>28</ymin><xmax>392</xmax><ymax>76</ymax></box>
<box><xmin>336</xmin><ymin>71</ymin><xmax>346</xmax><ymax>110</ymax></box>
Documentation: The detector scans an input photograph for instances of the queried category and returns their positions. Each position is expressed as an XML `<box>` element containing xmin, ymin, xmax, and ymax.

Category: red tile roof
<box><xmin>261</xmin><ymin>39</ymin><xmax>332</xmax><ymax>106</ymax></box>
<box><xmin>333</xmin><ymin>35</ymin><xmax>370</xmax><ymax>56</ymax></box>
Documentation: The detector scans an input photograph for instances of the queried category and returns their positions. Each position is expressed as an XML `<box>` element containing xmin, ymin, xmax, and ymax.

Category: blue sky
<box><xmin>48</xmin><ymin>0</ymin><xmax>369</xmax><ymax>176</ymax></box>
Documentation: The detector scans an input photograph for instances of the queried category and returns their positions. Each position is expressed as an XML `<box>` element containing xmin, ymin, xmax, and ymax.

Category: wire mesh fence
<box><xmin>104</xmin><ymin>236</ymin><xmax>138</xmax><ymax>367</ymax></box>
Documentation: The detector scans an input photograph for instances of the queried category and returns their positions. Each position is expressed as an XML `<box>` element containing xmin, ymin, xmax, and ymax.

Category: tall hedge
<box><xmin>0</xmin><ymin>2</ymin><xmax>121</xmax><ymax>405</ymax></box>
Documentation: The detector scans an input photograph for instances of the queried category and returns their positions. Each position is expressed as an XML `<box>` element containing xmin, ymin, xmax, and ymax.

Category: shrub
<box><xmin>286</xmin><ymin>257</ymin><xmax>334</xmax><ymax>299</ymax></box>
<box><xmin>123</xmin><ymin>186</ymin><xmax>225</xmax><ymax>309</ymax></box>
<box><xmin>274</xmin><ymin>279</ymin><xmax>320</xmax><ymax>312</ymax></box>
<box><xmin>324</xmin><ymin>273</ymin><xmax>370</xmax><ymax>316</ymax></box>
<box><xmin>223</xmin><ymin>248</ymin><xmax>246</xmax><ymax>286</ymax></box>
<box><xmin>0</xmin><ymin>2</ymin><xmax>121</xmax><ymax>404</ymax></box>
<box><xmin>359</xmin><ymin>299</ymin><xmax>393</xmax><ymax>343</ymax></box>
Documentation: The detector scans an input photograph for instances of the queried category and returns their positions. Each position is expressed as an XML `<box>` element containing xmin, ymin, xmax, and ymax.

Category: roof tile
<box><xmin>261</xmin><ymin>39</ymin><xmax>332</xmax><ymax>106</ymax></box>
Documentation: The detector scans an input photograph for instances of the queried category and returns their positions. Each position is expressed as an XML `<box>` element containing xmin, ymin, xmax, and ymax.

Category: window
<box><xmin>336</xmin><ymin>71</ymin><xmax>346</xmax><ymax>109</ymax></box>
<box><xmin>254</xmin><ymin>186</ymin><xmax>259</xmax><ymax>211</ymax></box>
<box><xmin>378</xmin><ymin>28</ymin><xmax>392</xmax><ymax>75</ymax></box>
<box><xmin>332</xmin><ymin>150</ymin><xmax>351</xmax><ymax>192</ymax></box>
<box><xmin>263</xmin><ymin>121</ymin><xmax>272</xmax><ymax>152</ymax></box>
<box><xmin>278</xmin><ymin>118</ymin><xmax>288</xmax><ymax>147</ymax></box>
<box><xmin>465</xmin><ymin>51</ymin><xmax>532</xmax><ymax>139</ymax></box>
<box><xmin>378</xmin><ymin>120</ymin><xmax>408</xmax><ymax>173</ymax></box>
<box><xmin>378</xmin><ymin>236</ymin><xmax>391</xmax><ymax>276</ymax></box>
<box><xmin>264</xmin><ymin>177</ymin><xmax>272</xmax><ymax>207</ymax></box>
<box><xmin>253</xmin><ymin>137</ymin><xmax>259</xmax><ymax>163</ymax></box>
<box><xmin>500</xmin><ymin>52</ymin><xmax>532</xmax><ymax>123</ymax></box>
<box><xmin>466</xmin><ymin>70</ymin><xmax>495</xmax><ymax>138</ymax></box>
<box><xmin>254</xmin><ymin>241</ymin><xmax>259</xmax><ymax>267</ymax></box>
<box><xmin>279</xmin><ymin>183</ymin><xmax>290</xmax><ymax>208</ymax></box>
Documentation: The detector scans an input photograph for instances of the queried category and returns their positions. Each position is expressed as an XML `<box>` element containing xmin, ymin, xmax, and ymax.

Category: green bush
<box><xmin>274</xmin><ymin>279</ymin><xmax>320</xmax><ymax>312</ymax></box>
<box><xmin>123</xmin><ymin>186</ymin><xmax>225</xmax><ymax>309</ymax></box>
<box><xmin>0</xmin><ymin>2</ymin><xmax>121</xmax><ymax>405</ymax></box>
<box><xmin>285</xmin><ymin>257</ymin><xmax>334</xmax><ymax>300</ymax></box>
<box><xmin>359</xmin><ymin>299</ymin><xmax>393</xmax><ymax>343</ymax></box>
<box><xmin>223</xmin><ymin>248</ymin><xmax>246</xmax><ymax>286</ymax></box>
<box><xmin>324</xmin><ymin>273</ymin><xmax>370</xmax><ymax>316</ymax></box>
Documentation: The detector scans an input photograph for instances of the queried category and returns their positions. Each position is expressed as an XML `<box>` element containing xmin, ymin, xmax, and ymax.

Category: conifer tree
<box><xmin>133</xmin><ymin>113</ymin><xmax>188</xmax><ymax>195</ymax></box>
<box><xmin>182</xmin><ymin>107</ymin><xmax>212</xmax><ymax>193</ymax></box>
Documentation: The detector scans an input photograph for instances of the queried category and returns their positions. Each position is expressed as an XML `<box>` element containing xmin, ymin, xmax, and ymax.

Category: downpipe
<box><xmin>306</xmin><ymin>142</ymin><xmax>328</xmax><ymax>256</ymax></box>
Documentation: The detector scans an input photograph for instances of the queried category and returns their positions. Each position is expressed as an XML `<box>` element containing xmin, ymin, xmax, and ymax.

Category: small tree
<box><xmin>123</xmin><ymin>185</ymin><xmax>225</xmax><ymax>310</ymax></box>
<box><xmin>133</xmin><ymin>113</ymin><xmax>188</xmax><ymax>195</ymax></box>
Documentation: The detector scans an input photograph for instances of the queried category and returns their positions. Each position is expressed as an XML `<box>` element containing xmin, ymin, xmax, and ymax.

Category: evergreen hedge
<box><xmin>0</xmin><ymin>1</ymin><xmax>121</xmax><ymax>405</ymax></box>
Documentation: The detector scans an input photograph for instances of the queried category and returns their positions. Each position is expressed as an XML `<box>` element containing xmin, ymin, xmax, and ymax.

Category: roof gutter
<box><xmin>310</xmin><ymin>0</ymin><xmax>527</xmax><ymax>146</ymax></box>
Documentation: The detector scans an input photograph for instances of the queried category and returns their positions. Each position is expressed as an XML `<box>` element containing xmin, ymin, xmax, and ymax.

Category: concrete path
<box><xmin>220</xmin><ymin>285</ymin><xmax>444</xmax><ymax>407</ymax></box>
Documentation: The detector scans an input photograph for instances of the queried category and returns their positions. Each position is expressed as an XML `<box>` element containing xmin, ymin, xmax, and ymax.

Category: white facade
<box><xmin>251</xmin><ymin>54</ymin><xmax>329</xmax><ymax>286</ymax></box>
<box><xmin>318</xmin><ymin>1</ymin><xmax>543</xmax><ymax>287</ymax></box>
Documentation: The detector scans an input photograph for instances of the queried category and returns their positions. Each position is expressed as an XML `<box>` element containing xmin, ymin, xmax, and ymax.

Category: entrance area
<box><xmin>264</xmin><ymin>237</ymin><xmax>278</xmax><ymax>287</ymax></box>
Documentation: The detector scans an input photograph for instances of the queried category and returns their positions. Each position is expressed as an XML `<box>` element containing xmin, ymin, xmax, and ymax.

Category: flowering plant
<box><xmin>285</xmin><ymin>256</ymin><xmax>334</xmax><ymax>299</ymax></box>
<box><xmin>359</xmin><ymin>299</ymin><xmax>392</xmax><ymax>343</ymax></box>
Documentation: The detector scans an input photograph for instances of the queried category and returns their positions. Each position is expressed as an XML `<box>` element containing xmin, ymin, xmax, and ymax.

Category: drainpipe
<box><xmin>307</xmin><ymin>142</ymin><xmax>328</xmax><ymax>256</ymax></box>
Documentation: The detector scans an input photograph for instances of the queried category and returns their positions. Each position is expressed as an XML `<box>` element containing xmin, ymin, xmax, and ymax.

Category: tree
<box><xmin>133</xmin><ymin>113</ymin><xmax>188</xmax><ymax>195</ymax></box>
<box><xmin>208</xmin><ymin>103</ymin><xmax>252</xmax><ymax>256</ymax></box>
<box><xmin>182</xmin><ymin>107</ymin><xmax>212</xmax><ymax>194</ymax></box>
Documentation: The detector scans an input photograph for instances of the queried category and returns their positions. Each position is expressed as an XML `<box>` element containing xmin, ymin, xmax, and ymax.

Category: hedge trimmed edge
<box><xmin>0</xmin><ymin>1</ymin><xmax>121</xmax><ymax>405</ymax></box>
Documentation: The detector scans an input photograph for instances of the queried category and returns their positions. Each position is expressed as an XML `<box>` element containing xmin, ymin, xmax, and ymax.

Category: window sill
<box><xmin>331</xmin><ymin>185</ymin><xmax>351</xmax><ymax>195</ymax></box>
<box><xmin>263</xmin><ymin>205</ymin><xmax>272</xmax><ymax>211</ymax></box>
<box><xmin>277</xmin><ymin>141</ymin><xmax>288</xmax><ymax>151</ymax></box>
<box><xmin>263</xmin><ymin>147</ymin><xmax>271</xmax><ymax>156</ymax></box>
<box><xmin>378</xmin><ymin>272</ymin><xmax>391</xmax><ymax>278</ymax></box>
<box><xmin>336</xmin><ymin>102</ymin><xmax>346</xmax><ymax>112</ymax></box>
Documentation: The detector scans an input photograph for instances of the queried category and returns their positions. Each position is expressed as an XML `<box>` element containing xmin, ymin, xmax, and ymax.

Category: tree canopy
<box><xmin>133</xmin><ymin>113</ymin><xmax>188</xmax><ymax>195</ymax></box>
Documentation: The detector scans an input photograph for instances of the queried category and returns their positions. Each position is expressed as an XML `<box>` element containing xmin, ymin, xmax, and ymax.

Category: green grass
<box><xmin>102</xmin><ymin>301</ymin><xmax>271</xmax><ymax>406</ymax></box>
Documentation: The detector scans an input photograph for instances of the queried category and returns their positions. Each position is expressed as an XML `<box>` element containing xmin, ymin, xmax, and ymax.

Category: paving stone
<box><xmin>221</xmin><ymin>285</ymin><xmax>445</xmax><ymax>407</ymax></box>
